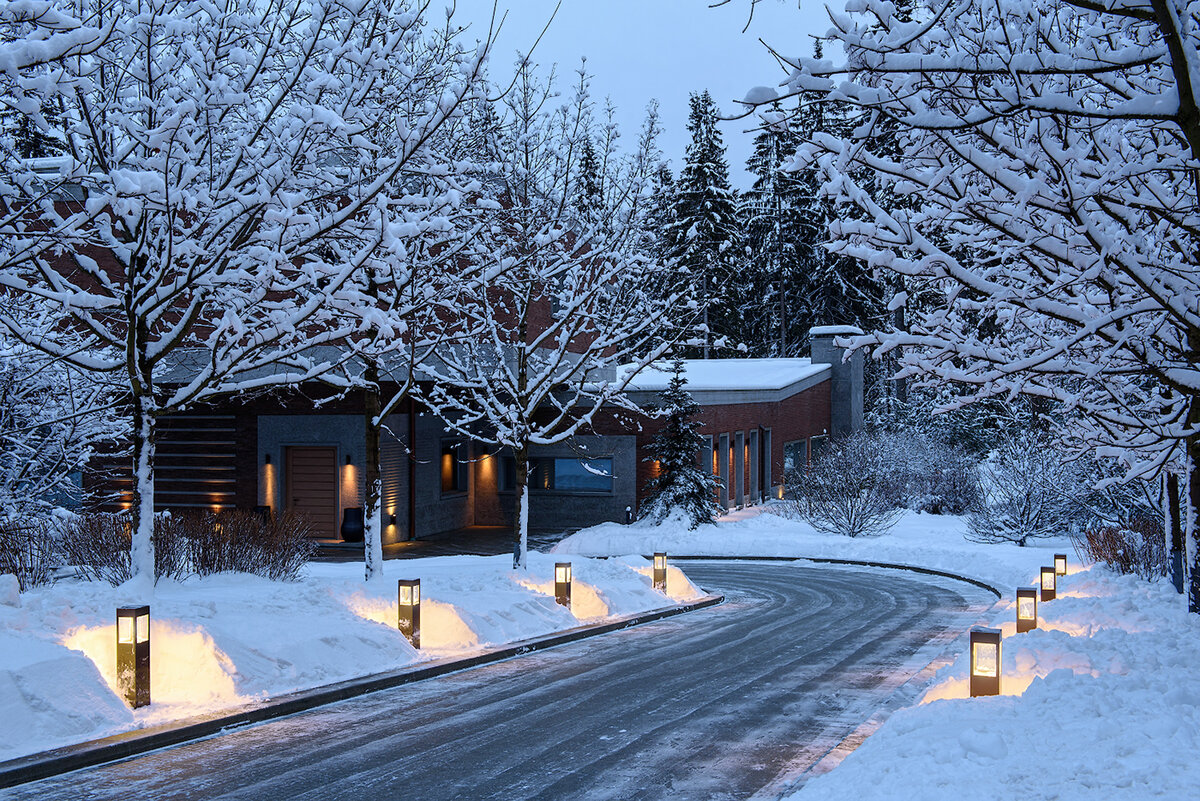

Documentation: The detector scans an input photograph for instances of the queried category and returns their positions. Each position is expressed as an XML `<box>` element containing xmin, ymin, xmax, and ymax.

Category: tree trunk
<box><xmin>129</xmin><ymin>387</ymin><xmax>156</xmax><ymax>591</ymax></box>
<box><xmin>513</xmin><ymin>444</ymin><xmax>529</xmax><ymax>570</ymax></box>
<box><xmin>1167</xmin><ymin>471</ymin><xmax>1185</xmax><ymax>593</ymax></box>
<box><xmin>363</xmin><ymin>366</ymin><xmax>384</xmax><ymax>583</ymax></box>
<box><xmin>1187</xmin><ymin>431</ymin><xmax>1200</xmax><ymax>613</ymax></box>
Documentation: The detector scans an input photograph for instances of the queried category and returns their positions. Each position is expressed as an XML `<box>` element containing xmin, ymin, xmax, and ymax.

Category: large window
<box><xmin>500</xmin><ymin>456</ymin><xmax>613</xmax><ymax>493</ymax></box>
<box><xmin>441</xmin><ymin>441</ymin><xmax>467</xmax><ymax>493</ymax></box>
<box><xmin>783</xmin><ymin>440</ymin><xmax>808</xmax><ymax>474</ymax></box>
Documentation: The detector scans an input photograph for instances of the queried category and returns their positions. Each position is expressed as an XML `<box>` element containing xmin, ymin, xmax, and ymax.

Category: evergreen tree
<box><xmin>1</xmin><ymin>98</ymin><xmax>64</xmax><ymax>160</ymax></box>
<box><xmin>742</xmin><ymin>104</ymin><xmax>806</xmax><ymax>355</ymax></box>
<box><xmin>666</xmin><ymin>91</ymin><xmax>744</xmax><ymax>357</ymax></box>
<box><xmin>639</xmin><ymin>358</ymin><xmax>719</xmax><ymax>528</ymax></box>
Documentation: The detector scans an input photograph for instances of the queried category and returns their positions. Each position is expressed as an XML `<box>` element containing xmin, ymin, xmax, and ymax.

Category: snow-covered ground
<box><xmin>0</xmin><ymin>552</ymin><xmax>702</xmax><ymax>763</ymax></box>
<box><xmin>556</xmin><ymin>506</ymin><xmax>1200</xmax><ymax>800</ymax></box>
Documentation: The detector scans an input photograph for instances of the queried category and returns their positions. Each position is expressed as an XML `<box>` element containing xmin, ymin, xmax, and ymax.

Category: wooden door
<box><xmin>285</xmin><ymin>446</ymin><xmax>339</xmax><ymax>538</ymax></box>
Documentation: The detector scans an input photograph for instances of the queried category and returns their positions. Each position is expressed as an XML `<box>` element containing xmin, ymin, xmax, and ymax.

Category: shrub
<box><xmin>58</xmin><ymin>509</ymin><xmax>314</xmax><ymax>585</ymax></box>
<box><xmin>871</xmin><ymin>432</ymin><xmax>981</xmax><ymax>515</ymax></box>
<box><xmin>1070</xmin><ymin>518</ymin><xmax>1166</xmax><ymax>581</ymax></box>
<box><xmin>785</xmin><ymin>431</ymin><xmax>903</xmax><ymax>537</ymax></box>
<box><xmin>0</xmin><ymin>520</ymin><xmax>57</xmax><ymax>591</ymax></box>
<box><xmin>966</xmin><ymin>435</ymin><xmax>1081</xmax><ymax>546</ymax></box>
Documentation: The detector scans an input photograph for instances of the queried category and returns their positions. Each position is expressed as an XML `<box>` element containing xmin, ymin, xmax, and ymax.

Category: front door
<box><xmin>285</xmin><ymin>446</ymin><xmax>339</xmax><ymax>538</ymax></box>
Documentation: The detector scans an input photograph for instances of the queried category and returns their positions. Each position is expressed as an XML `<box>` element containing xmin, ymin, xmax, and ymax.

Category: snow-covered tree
<box><xmin>666</xmin><ymin>90</ymin><xmax>743</xmax><ymax>358</ymax></box>
<box><xmin>0</xmin><ymin>0</ymin><xmax>488</xmax><ymax>590</ymax></box>
<box><xmin>418</xmin><ymin>64</ymin><xmax>684</xmax><ymax>569</ymax></box>
<box><xmin>639</xmin><ymin>358</ymin><xmax>719</xmax><ymax>528</ymax></box>
<box><xmin>757</xmin><ymin>0</ymin><xmax>1200</xmax><ymax>612</ymax></box>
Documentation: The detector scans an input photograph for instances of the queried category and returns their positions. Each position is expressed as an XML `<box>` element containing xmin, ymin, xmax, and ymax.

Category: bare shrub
<box><xmin>785</xmin><ymin>431</ymin><xmax>903</xmax><ymax>537</ymax></box>
<box><xmin>967</xmin><ymin>435</ymin><xmax>1081</xmax><ymax>546</ymax></box>
<box><xmin>872</xmin><ymin>432</ymin><xmax>981</xmax><ymax>515</ymax></box>
<box><xmin>180</xmin><ymin>509</ymin><xmax>314</xmax><ymax>581</ymax></box>
<box><xmin>0</xmin><ymin>520</ymin><xmax>57</xmax><ymax>590</ymax></box>
<box><xmin>1070</xmin><ymin>519</ymin><xmax>1166</xmax><ymax>581</ymax></box>
<box><xmin>57</xmin><ymin>512</ymin><xmax>188</xmax><ymax>585</ymax></box>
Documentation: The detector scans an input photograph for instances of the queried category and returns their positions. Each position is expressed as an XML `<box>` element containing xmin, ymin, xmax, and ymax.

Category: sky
<box><xmin>450</xmin><ymin>1</ymin><xmax>834</xmax><ymax>188</ymax></box>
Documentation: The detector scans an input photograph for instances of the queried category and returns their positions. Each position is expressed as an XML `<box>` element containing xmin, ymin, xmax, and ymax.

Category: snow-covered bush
<box><xmin>870</xmin><ymin>431</ymin><xmax>981</xmax><ymax>515</ymax></box>
<box><xmin>784</xmin><ymin>431</ymin><xmax>903</xmax><ymax>537</ymax></box>
<box><xmin>967</xmin><ymin>436</ymin><xmax>1081</xmax><ymax>546</ymax></box>
<box><xmin>0</xmin><ymin>521</ymin><xmax>56</xmax><ymax>591</ymax></box>
<box><xmin>1071</xmin><ymin>520</ymin><xmax>1167</xmax><ymax>581</ymax></box>
<box><xmin>58</xmin><ymin>511</ymin><xmax>314</xmax><ymax>585</ymax></box>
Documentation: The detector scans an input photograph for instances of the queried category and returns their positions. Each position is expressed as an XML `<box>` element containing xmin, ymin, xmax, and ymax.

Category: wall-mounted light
<box><xmin>397</xmin><ymin>579</ymin><xmax>421</xmax><ymax>648</ymax></box>
<box><xmin>345</xmin><ymin>454</ymin><xmax>353</xmax><ymax>466</ymax></box>
<box><xmin>1054</xmin><ymin>553</ymin><xmax>1067</xmax><ymax>576</ymax></box>
<box><xmin>653</xmin><ymin>552</ymin><xmax>667</xmax><ymax>592</ymax></box>
<box><xmin>1016</xmin><ymin>586</ymin><xmax>1038</xmax><ymax>633</ymax></box>
<box><xmin>554</xmin><ymin>562</ymin><xmax>572</xmax><ymax>608</ymax></box>
<box><xmin>388</xmin><ymin>513</ymin><xmax>397</xmax><ymax>527</ymax></box>
<box><xmin>969</xmin><ymin>627</ymin><xmax>1002</xmax><ymax>697</ymax></box>
<box><xmin>1040</xmin><ymin>566</ymin><xmax>1056</xmax><ymax>602</ymax></box>
<box><xmin>117</xmin><ymin>605</ymin><xmax>151</xmax><ymax>708</ymax></box>
<box><xmin>264</xmin><ymin>453</ymin><xmax>271</xmax><ymax>465</ymax></box>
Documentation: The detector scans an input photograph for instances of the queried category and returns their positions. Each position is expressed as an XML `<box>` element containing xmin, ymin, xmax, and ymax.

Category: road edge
<box><xmin>0</xmin><ymin>593</ymin><xmax>723</xmax><ymax>790</ymax></box>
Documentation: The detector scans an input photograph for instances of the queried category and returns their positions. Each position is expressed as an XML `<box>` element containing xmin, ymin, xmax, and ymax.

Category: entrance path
<box><xmin>10</xmin><ymin>562</ymin><xmax>992</xmax><ymax>800</ymax></box>
<box><xmin>314</xmin><ymin>526</ymin><xmax>574</xmax><ymax>561</ymax></box>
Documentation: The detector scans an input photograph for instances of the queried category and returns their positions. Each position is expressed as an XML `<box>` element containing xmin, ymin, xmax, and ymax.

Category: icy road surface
<box><xmin>13</xmin><ymin>562</ymin><xmax>993</xmax><ymax>800</ymax></box>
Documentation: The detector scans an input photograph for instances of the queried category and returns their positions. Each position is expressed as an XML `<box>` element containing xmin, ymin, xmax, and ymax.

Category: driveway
<box><xmin>12</xmin><ymin>562</ymin><xmax>992</xmax><ymax>800</ymax></box>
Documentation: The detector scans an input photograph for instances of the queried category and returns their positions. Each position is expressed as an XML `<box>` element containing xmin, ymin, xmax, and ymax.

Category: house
<box><xmin>86</xmin><ymin>327</ymin><xmax>863</xmax><ymax>541</ymax></box>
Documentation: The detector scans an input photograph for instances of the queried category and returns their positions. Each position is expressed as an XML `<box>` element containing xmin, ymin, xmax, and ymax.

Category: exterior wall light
<box><xmin>1054</xmin><ymin>553</ymin><xmax>1067</xmax><ymax>576</ymax></box>
<box><xmin>653</xmin><ymin>552</ymin><xmax>667</xmax><ymax>592</ymax></box>
<box><xmin>116</xmin><ymin>605</ymin><xmax>151</xmax><ymax>708</ymax></box>
<box><xmin>554</xmin><ymin>562</ymin><xmax>572</xmax><ymax>607</ymax></box>
<box><xmin>397</xmin><ymin>579</ymin><xmax>421</xmax><ymax>648</ymax></box>
<box><xmin>1040</xmin><ymin>566</ymin><xmax>1057</xmax><ymax>601</ymax></box>
<box><xmin>1016</xmin><ymin>586</ymin><xmax>1038</xmax><ymax>633</ymax></box>
<box><xmin>969</xmin><ymin>627</ymin><xmax>1002</xmax><ymax>697</ymax></box>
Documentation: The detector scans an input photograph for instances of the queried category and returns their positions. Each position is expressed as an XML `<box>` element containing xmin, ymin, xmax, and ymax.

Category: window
<box><xmin>500</xmin><ymin>456</ymin><xmax>613</xmax><ymax>493</ymax></box>
<box><xmin>783</xmin><ymin>440</ymin><xmax>808</xmax><ymax>474</ymax></box>
<box><xmin>441</xmin><ymin>441</ymin><xmax>467</xmax><ymax>493</ymax></box>
<box><xmin>810</xmin><ymin>435</ymin><xmax>829</xmax><ymax>462</ymax></box>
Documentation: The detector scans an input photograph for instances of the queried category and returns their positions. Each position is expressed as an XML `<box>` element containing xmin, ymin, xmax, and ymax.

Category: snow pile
<box><xmin>0</xmin><ymin>553</ymin><xmax>702</xmax><ymax>762</ymax></box>
<box><xmin>792</xmin><ymin>568</ymin><xmax>1200</xmax><ymax>800</ymax></box>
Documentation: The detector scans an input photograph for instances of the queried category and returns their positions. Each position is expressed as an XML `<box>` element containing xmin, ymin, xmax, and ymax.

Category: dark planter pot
<box><xmin>341</xmin><ymin>507</ymin><xmax>365</xmax><ymax>543</ymax></box>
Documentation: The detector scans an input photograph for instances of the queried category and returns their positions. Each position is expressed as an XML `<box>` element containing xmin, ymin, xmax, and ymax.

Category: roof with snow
<box><xmin>621</xmin><ymin>358</ymin><xmax>830</xmax><ymax>405</ymax></box>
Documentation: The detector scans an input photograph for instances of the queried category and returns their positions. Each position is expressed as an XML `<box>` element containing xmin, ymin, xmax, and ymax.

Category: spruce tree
<box><xmin>666</xmin><ymin>91</ymin><xmax>744</xmax><ymax>358</ymax></box>
<box><xmin>639</xmin><ymin>358</ymin><xmax>719</xmax><ymax>528</ymax></box>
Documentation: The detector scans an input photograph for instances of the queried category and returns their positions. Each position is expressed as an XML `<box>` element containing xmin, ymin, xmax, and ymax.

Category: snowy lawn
<box><xmin>0</xmin><ymin>552</ymin><xmax>702</xmax><ymax>763</ymax></box>
<box><xmin>556</xmin><ymin>507</ymin><xmax>1200</xmax><ymax>800</ymax></box>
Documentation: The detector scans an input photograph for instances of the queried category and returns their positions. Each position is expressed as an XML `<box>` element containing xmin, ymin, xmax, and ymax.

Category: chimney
<box><xmin>809</xmin><ymin>326</ymin><xmax>864</xmax><ymax>439</ymax></box>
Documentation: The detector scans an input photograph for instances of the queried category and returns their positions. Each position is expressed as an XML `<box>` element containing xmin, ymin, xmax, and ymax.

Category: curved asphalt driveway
<box><xmin>10</xmin><ymin>562</ymin><xmax>993</xmax><ymax>801</ymax></box>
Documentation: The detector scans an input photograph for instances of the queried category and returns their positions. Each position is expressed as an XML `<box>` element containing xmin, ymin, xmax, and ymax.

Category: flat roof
<box><xmin>621</xmin><ymin>358</ymin><xmax>830</xmax><ymax>406</ymax></box>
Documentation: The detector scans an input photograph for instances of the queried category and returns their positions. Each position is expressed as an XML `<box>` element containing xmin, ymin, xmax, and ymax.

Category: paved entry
<box><xmin>285</xmin><ymin>446</ymin><xmax>339</xmax><ymax>539</ymax></box>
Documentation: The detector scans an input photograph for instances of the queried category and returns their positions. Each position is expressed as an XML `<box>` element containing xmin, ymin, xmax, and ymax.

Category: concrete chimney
<box><xmin>809</xmin><ymin>326</ymin><xmax>864</xmax><ymax>439</ymax></box>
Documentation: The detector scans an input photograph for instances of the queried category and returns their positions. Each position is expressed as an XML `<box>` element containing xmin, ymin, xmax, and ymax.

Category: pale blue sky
<box><xmin>451</xmin><ymin>1</ymin><xmax>833</xmax><ymax>188</ymax></box>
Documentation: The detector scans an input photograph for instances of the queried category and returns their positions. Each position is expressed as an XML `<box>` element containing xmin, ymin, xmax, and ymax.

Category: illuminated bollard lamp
<box><xmin>653</xmin><ymin>552</ymin><xmax>667</xmax><ymax>592</ymax></box>
<box><xmin>554</xmin><ymin>562</ymin><xmax>572</xmax><ymax>608</ymax></box>
<box><xmin>1054</xmin><ymin>553</ymin><xmax>1067</xmax><ymax>576</ymax></box>
<box><xmin>1040</xmin><ymin>566</ymin><xmax>1057</xmax><ymax>602</ymax></box>
<box><xmin>397</xmin><ymin>579</ymin><xmax>421</xmax><ymax>649</ymax></box>
<box><xmin>969</xmin><ymin>627</ymin><xmax>1002</xmax><ymax>697</ymax></box>
<box><xmin>116</xmin><ymin>605</ymin><xmax>151</xmax><ymax>708</ymax></box>
<box><xmin>1016</xmin><ymin>586</ymin><xmax>1038</xmax><ymax>633</ymax></box>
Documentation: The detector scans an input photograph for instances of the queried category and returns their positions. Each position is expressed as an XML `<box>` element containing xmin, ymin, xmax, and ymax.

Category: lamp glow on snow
<box><xmin>1016</xmin><ymin>586</ymin><xmax>1038</xmax><ymax>633</ymax></box>
<box><xmin>397</xmin><ymin>579</ymin><xmax>421</xmax><ymax>648</ymax></box>
<box><xmin>1040</xmin><ymin>566</ymin><xmax>1057</xmax><ymax>602</ymax></box>
<box><xmin>1054</xmin><ymin>553</ymin><xmax>1067</xmax><ymax>576</ymax></box>
<box><xmin>554</xmin><ymin>562</ymin><xmax>572</xmax><ymax>607</ymax></box>
<box><xmin>969</xmin><ymin>627</ymin><xmax>1002</xmax><ymax>697</ymax></box>
<box><xmin>116</xmin><ymin>605</ymin><xmax>151</xmax><ymax>708</ymax></box>
<box><xmin>653</xmin><ymin>552</ymin><xmax>667</xmax><ymax>592</ymax></box>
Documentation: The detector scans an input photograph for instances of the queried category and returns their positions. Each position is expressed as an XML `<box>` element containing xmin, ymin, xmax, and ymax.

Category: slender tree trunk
<box><xmin>1167</xmin><ymin>471</ymin><xmax>1185</xmax><ymax>593</ymax></box>
<box><xmin>363</xmin><ymin>364</ymin><xmax>384</xmax><ymax>582</ymax></box>
<box><xmin>129</xmin><ymin>382</ymin><xmax>156</xmax><ymax>591</ymax></box>
<box><xmin>1187</xmin><ymin>430</ymin><xmax>1200</xmax><ymax>613</ymax></box>
<box><xmin>513</xmin><ymin>444</ymin><xmax>529</xmax><ymax>570</ymax></box>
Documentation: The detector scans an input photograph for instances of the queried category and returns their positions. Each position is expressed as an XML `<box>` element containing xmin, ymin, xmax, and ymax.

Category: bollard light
<box><xmin>1016</xmin><ymin>586</ymin><xmax>1038</xmax><ymax>633</ymax></box>
<box><xmin>1040</xmin><ymin>566</ymin><xmax>1057</xmax><ymax>601</ymax></box>
<box><xmin>116</xmin><ymin>605</ymin><xmax>151</xmax><ymax>708</ymax></box>
<box><xmin>397</xmin><ymin>579</ymin><xmax>421</xmax><ymax>648</ymax></box>
<box><xmin>554</xmin><ymin>562</ymin><xmax>572</xmax><ymax>608</ymax></box>
<box><xmin>1054</xmin><ymin>553</ymin><xmax>1067</xmax><ymax>576</ymax></box>
<box><xmin>653</xmin><ymin>552</ymin><xmax>667</xmax><ymax>592</ymax></box>
<box><xmin>969</xmin><ymin>627</ymin><xmax>1002</xmax><ymax>697</ymax></box>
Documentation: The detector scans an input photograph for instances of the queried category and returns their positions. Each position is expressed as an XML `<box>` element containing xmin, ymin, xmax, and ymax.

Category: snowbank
<box><xmin>0</xmin><ymin>552</ymin><xmax>702</xmax><ymax>762</ymax></box>
<box><xmin>559</xmin><ymin>507</ymin><xmax>1199</xmax><ymax>800</ymax></box>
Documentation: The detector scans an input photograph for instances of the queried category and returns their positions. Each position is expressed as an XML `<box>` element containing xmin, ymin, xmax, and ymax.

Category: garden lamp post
<box><xmin>1016</xmin><ymin>586</ymin><xmax>1038</xmax><ymax>633</ymax></box>
<box><xmin>116</xmin><ymin>605</ymin><xmax>151</xmax><ymax>708</ymax></box>
<box><xmin>1054</xmin><ymin>553</ymin><xmax>1067</xmax><ymax>576</ymax></box>
<box><xmin>653</xmin><ymin>552</ymin><xmax>667</xmax><ymax>592</ymax></box>
<box><xmin>397</xmin><ymin>579</ymin><xmax>421</xmax><ymax>649</ymax></box>
<box><xmin>1040</xmin><ymin>566</ymin><xmax>1057</xmax><ymax>602</ymax></box>
<box><xmin>555</xmin><ymin>562</ymin><xmax>572</xmax><ymax>608</ymax></box>
<box><xmin>969</xmin><ymin>627</ymin><xmax>1002</xmax><ymax>697</ymax></box>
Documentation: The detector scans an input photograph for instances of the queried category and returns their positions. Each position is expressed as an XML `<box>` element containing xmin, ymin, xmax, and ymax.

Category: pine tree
<box><xmin>639</xmin><ymin>358</ymin><xmax>719</xmax><ymax>528</ymax></box>
<box><xmin>742</xmin><ymin>104</ymin><xmax>806</xmax><ymax>355</ymax></box>
<box><xmin>666</xmin><ymin>91</ymin><xmax>744</xmax><ymax>357</ymax></box>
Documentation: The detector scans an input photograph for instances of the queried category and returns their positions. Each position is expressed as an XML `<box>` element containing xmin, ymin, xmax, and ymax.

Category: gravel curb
<box><xmin>0</xmin><ymin>593</ymin><xmax>723</xmax><ymax>789</ymax></box>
